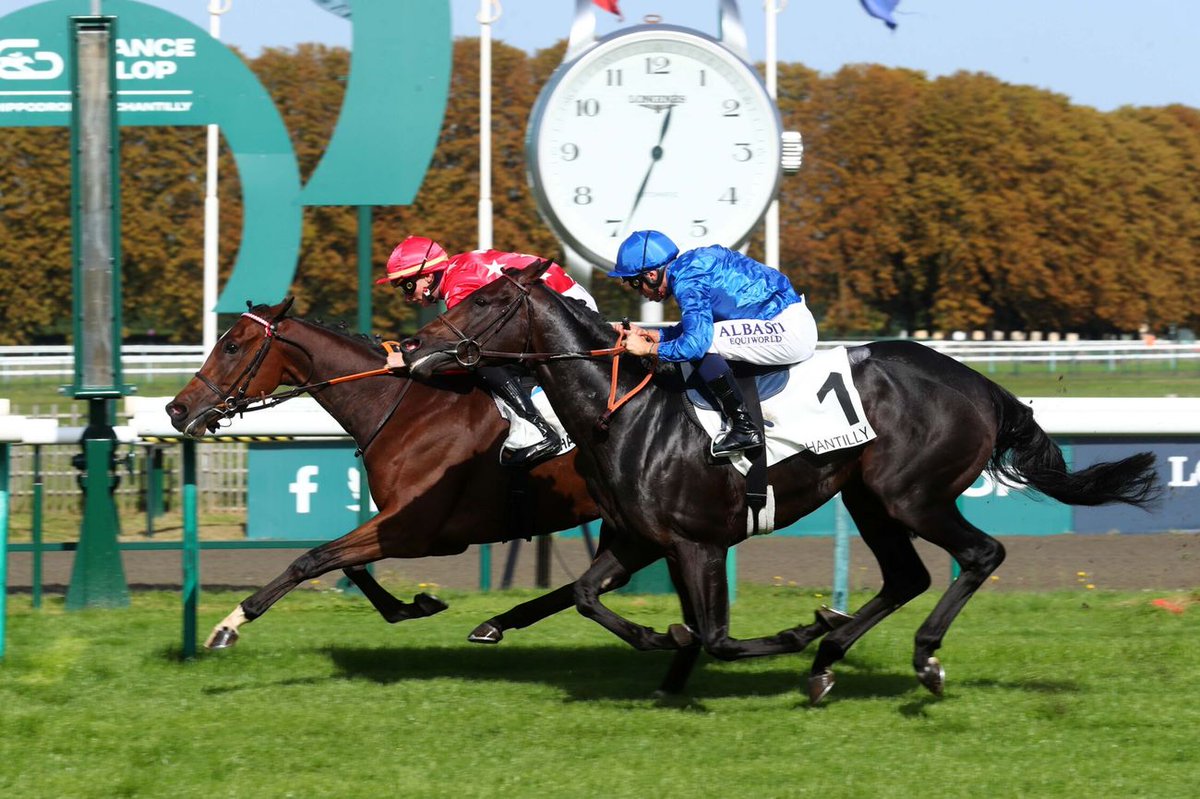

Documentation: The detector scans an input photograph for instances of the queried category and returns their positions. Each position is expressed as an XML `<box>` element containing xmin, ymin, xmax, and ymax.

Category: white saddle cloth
<box><xmin>694</xmin><ymin>346</ymin><xmax>878</xmax><ymax>476</ymax></box>
<box><xmin>491</xmin><ymin>347</ymin><xmax>876</xmax><ymax>474</ymax></box>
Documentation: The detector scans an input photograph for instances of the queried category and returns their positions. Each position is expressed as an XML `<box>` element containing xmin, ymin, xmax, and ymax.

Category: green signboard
<box><xmin>2</xmin><ymin>0</ymin><xmax>451</xmax><ymax>308</ymax></box>
<box><xmin>247</xmin><ymin>442</ymin><xmax>377</xmax><ymax>539</ymax></box>
<box><xmin>1</xmin><ymin>0</ymin><xmax>301</xmax><ymax>310</ymax></box>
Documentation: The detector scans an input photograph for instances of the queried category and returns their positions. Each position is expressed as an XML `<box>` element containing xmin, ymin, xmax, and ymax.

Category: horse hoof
<box><xmin>917</xmin><ymin>657</ymin><xmax>945</xmax><ymax>696</ymax></box>
<box><xmin>808</xmin><ymin>669</ymin><xmax>836</xmax><ymax>705</ymax></box>
<box><xmin>468</xmin><ymin>621</ymin><xmax>504</xmax><ymax>644</ymax></box>
<box><xmin>413</xmin><ymin>593</ymin><xmax>449</xmax><ymax>616</ymax></box>
<box><xmin>206</xmin><ymin>627</ymin><xmax>238</xmax><ymax>650</ymax></box>
<box><xmin>652</xmin><ymin>689</ymin><xmax>691</xmax><ymax>706</ymax></box>
<box><xmin>815</xmin><ymin>605</ymin><xmax>854</xmax><ymax>632</ymax></box>
<box><xmin>667</xmin><ymin>623</ymin><xmax>696</xmax><ymax>648</ymax></box>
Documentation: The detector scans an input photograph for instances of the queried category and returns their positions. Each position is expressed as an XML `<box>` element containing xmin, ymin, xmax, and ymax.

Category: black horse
<box><xmin>402</xmin><ymin>261</ymin><xmax>1160</xmax><ymax>703</ymax></box>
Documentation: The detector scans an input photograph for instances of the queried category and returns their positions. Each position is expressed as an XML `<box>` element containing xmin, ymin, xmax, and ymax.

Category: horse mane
<box><xmin>249</xmin><ymin>302</ymin><xmax>387</xmax><ymax>356</ymax></box>
<box><xmin>534</xmin><ymin>281</ymin><xmax>681</xmax><ymax>382</ymax></box>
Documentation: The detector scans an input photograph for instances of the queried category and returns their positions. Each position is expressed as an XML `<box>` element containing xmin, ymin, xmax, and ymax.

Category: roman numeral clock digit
<box><xmin>527</xmin><ymin>21</ymin><xmax>786</xmax><ymax>280</ymax></box>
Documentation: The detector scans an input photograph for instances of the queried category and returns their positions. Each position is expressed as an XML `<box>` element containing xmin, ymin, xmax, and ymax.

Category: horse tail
<box><xmin>986</xmin><ymin>383</ymin><xmax>1160</xmax><ymax>507</ymax></box>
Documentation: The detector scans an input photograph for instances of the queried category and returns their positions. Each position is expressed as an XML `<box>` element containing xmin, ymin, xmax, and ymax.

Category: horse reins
<box><xmin>428</xmin><ymin>275</ymin><xmax>655</xmax><ymax>429</ymax></box>
<box><xmin>196</xmin><ymin>310</ymin><xmax>411</xmax><ymax>455</ymax></box>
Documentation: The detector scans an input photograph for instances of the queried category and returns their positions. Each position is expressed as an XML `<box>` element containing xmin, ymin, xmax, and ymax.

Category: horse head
<box><xmin>166</xmin><ymin>297</ymin><xmax>305</xmax><ymax>437</ymax></box>
<box><xmin>402</xmin><ymin>260</ymin><xmax>556</xmax><ymax>380</ymax></box>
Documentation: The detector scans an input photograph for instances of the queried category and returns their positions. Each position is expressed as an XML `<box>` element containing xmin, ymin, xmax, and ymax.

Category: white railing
<box><xmin>1</xmin><ymin>339</ymin><xmax>1198</xmax><ymax>379</ymax></box>
<box><xmin>0</xmin><ymin>345</ymin><xmax>206</xmax><ymax>378</ymax></box>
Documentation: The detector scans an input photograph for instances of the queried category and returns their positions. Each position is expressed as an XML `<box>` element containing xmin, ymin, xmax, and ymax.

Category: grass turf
<box><xmin>2</xmin><ymin>584</ymin><xmax>1197</xmax><ymax>798</ymax></box>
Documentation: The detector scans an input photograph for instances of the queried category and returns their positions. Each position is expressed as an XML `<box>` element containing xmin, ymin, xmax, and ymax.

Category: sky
<box><xmin>2</xmin><ymin>0</ymin><xmax>1197</xmax><ymax>111</ymax></box>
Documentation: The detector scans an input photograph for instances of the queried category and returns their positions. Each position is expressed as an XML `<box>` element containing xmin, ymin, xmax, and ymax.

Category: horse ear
<box><xmin>519</xmin><ymin>259</ymin><xmax>555</xmax><ymax>285</ymax></box>
<box><xmin>274</xmin><ymin>296</ymin><xmax>295</xmax><ymax>320</ymax></box>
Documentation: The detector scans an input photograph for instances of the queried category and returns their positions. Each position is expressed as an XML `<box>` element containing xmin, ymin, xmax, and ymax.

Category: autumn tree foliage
<box><xmin>1</xmin><ymin>43</ymin><xmax>1197</xmax><ymax>345</ymax></box>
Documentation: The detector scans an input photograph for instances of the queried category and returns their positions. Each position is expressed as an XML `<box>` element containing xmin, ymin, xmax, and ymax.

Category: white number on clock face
<box><xmin>532</xmin><ymin>33</ymin><xmax>780</xmax><ymax>266</ymax></box>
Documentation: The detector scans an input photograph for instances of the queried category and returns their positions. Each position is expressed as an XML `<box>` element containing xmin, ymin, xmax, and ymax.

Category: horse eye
<box><xmin>473</xmin><ymin>297</ymin><xmax>489</xmax><ymax>307</ymax></box>
<box><xmin>223</xmin><ymin>342</ymin><xmax>239</xmax><ymax>354</ymax></box>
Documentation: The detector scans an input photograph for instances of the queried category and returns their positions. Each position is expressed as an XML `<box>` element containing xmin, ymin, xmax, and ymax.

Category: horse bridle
<box><xmin>423</xmin><ymin>274</ymin><xmax>653</xmax><ymax>430</ymax></box>
<box><xmin>192</xmin><ymin>310</ymin><xmax>318</xmax><ymax>420</ymax></box>
<box><xmin>427</xmin><ymin>274</ymin><xmax>623</xmax><ymax>367</ymax></box>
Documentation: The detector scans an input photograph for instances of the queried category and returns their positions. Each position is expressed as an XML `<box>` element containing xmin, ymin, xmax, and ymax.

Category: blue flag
<box><xmin>860</xmin><ymin>0</ymin><xmax>899</xmax><ymax>29</ymax></box>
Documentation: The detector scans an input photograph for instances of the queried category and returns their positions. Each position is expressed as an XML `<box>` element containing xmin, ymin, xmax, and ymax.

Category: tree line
<box><xmin>1</xmin><ymin>39</ymin><xmax>1197</xmax><ymax>345</ymax></box>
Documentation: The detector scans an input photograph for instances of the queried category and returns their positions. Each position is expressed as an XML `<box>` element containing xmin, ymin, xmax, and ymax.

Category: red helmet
<box><xmin>375</xmin><ymin>236</ymin><xmax>449</xmax><ymax>284</ymax></box>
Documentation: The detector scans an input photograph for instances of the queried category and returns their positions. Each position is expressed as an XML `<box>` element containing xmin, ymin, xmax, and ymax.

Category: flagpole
<box><xmin>203</xmin><ymin>0</ymin><xmax>232</xmax><ymax>352</ymax></box>
<box><xmin>478</xmin><ymin>0</ymin><xmax>500</xmax><ymax>251</ymax></box>
<box><xmin>764</xmin><ymin>0</ymin><xmax>783</xmax><ymax>270</ymax></box>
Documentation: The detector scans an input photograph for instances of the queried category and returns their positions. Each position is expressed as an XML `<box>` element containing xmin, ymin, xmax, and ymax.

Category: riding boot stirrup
<box><xmin>705</xmin><ymin>374</ymin><xmax>763</xmax><ymax>458</ymax></box>
<box><xmin>490</xmin><ymin>374</ymin><xmax>561</xmax><ymax>467</ymax></box>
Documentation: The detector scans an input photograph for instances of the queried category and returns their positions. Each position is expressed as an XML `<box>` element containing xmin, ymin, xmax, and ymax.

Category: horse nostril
<box><xmin>401</xmin><ymin>337</ymin><xmax>420</xmax><ymax>353</ymax></box>
<box><xmin>166</xmin><ymin>402</ymin><xmax>186</xmax><ymax>420</ymax></box>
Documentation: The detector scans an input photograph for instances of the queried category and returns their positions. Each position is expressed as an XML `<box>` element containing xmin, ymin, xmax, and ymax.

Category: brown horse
<box><xmin>165</xmin><ymin>298</ymin><xmax>614</xmax><ymax>652</ymax></box>
<box><xmin>402</xmin><ymin>261</ymin><xmax>1161</xmax><ymax>703</ymax></box>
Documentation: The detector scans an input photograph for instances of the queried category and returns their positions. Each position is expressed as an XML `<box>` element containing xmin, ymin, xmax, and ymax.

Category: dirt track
<box><xmin>7</xmin><ymin>532</ymin><xmax>1197</xmax><ymax>596</ymax></box>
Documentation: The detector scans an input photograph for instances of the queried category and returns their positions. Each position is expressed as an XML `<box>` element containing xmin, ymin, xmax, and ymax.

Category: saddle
<box><xmin>681</xmin><ymin>361</ymin><xmax>791</xmax><ymax>411</ymax></box>
<box><xmin>678</xmin><ymin>350</ymin><xmax>878</xmax><ymax>536</ymax></box>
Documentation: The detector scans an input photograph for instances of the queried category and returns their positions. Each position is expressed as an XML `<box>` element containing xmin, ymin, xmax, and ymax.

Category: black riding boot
<box><xmin>706</xmin><ymin>373</ymin><xmax>764</xmax><ymax>458</ymax></box>
<box><xmin>478</xmin><ymin>366</ymin><xmax>561</xmax><ymax>467</ymax></box>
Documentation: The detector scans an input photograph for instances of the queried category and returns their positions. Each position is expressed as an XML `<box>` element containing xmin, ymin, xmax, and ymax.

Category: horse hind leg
<box><xmin>809</xmin><ymin>479</ymin><xmax>932</xmax><ymax>704</ymax></box>
<box><xmin>341</xmin><ymin>565</ymin><xmax>448</xmax><ymax>624</ymax></box>
<box><xmin>207</xmin><ymin>525</ymin><xmax>386</xmax><ymax>650</ymax></box>
<box><xmin>898</xmin><ymin>504</ymin><xmax>1005</xmax><ymax>696</ymax></box>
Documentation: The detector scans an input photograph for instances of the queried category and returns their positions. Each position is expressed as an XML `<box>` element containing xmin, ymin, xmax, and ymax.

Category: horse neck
<box><xmin>281</xmin><ymin>320</ymin><xmax>397</xmax><ymax>445</ymax></box>
<box><xmin>529</xmin><ymin>293</ymin><xmax>666</xmax><ymax>436</ymax></box>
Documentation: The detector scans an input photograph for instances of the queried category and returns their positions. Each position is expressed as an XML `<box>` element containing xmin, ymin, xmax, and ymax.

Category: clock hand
<box><xmin>624</xmin><ymin>105</ymin><xmax>674</xmax><ymax>230</ymax></box>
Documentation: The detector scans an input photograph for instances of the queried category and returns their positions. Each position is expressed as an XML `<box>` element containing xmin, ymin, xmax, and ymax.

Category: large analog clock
<box><xmin>526</xmin><ymin>24</ymin><xmax>783</xmax><ymax>271</ymax></box>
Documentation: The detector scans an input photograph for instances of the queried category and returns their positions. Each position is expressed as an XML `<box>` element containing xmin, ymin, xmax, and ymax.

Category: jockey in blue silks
<box><xmin>609</xmin><ymin>230</ymin><xmax>818</xmax><ymax>458</ymax></box>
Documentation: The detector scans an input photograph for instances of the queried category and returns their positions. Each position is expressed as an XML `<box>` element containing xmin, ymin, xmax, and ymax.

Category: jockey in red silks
<box><xmin>378</xmin><ymin>235</ymin><xmax>597</xmax><ymax>466</ymax></box>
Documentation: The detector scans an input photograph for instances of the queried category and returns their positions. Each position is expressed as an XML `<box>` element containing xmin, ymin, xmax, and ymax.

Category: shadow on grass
<box><xmin>313</xmin><ymin>645</ymin><xmax>923</xmax><ymax>705</ymax></box>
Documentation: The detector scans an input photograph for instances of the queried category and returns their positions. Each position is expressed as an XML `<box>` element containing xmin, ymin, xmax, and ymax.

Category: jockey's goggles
<box><xmin>623</xmin><ymin>269</ymin><xmax>665</xmax><ymax>292</ymax></box>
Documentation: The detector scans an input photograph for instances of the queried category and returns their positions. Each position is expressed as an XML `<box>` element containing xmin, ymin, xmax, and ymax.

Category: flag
<box><xmin>310</xmin><ymin>0</ymin><xmax>352</xmax><ymax>19</ymax></box>
<box><xmin>593</xmin><ymin>1</ymin><xmax>623</xmax><ymax>21</ymax></box>
<box><xmin>859</xmin><ymin>0</ymin><xmax>899</xmax><ymax>29</ymax></box>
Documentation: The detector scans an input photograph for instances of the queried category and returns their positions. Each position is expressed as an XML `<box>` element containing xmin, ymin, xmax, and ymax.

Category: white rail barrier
<box><xmin>2</xmin><ymin>339</ymin><xmax>1199</xmax><ymax>379</ymax></box>
<box><xmin>124</xmin><ymin>395</ymin><xmax>1200</xmax><ymax>440</ymax></box>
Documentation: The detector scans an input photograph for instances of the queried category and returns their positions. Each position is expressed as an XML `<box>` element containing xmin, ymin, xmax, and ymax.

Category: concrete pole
<box><xmin>478</xmin><ymin>0</ymin><xmax>499</xmax><ymax>250</ymax></box>
<box><xmin>764</xmin><ymin>0</ymin><xmax>782</xmax><ymax>269</ymax></box>
<box><xmin>203</xmin><ymin>1</ymin><xmax>232</xmax><ymax>352</ymax></box>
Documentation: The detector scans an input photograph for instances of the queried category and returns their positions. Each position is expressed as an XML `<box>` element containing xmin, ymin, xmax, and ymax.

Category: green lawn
<box><xmin>2</xmin><ymin>585</ymin><xmax>1197</xmax><ymax>798</ymax></box>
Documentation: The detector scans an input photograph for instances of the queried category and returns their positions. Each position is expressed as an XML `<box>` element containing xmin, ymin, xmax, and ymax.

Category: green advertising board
<box><xmin>247</xmin><ymin>442</ymin><xmax>376</xmax><ymax>539</ymax></box>
<box><xmin>1</xmin><ymin>0</ymin><xmax>451</xmax><ymax>309</ymax></box>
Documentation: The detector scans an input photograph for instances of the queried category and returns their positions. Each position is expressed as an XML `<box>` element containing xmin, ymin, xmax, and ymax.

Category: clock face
<box><xmin>527</xmin><ymin>26</ymin><xmax>782</xmax><ymax>268</ymax></box>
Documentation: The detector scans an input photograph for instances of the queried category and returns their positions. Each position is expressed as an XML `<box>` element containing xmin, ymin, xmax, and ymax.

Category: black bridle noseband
<box><xmin>192</xmin><ymin>309</ymin><xmax>318</xmax><ymax>420</ymax></box>
<box><xmin>192</xmin><ymin>309</ymin><xmax>412</xmax><ymax>456</ymax></box>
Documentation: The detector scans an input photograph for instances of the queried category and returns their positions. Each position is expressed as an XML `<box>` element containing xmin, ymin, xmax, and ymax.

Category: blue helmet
<box><xmin>609</xmin><ymin>230</ymin><xmax>679</xmax><ymax>278</ymax></box>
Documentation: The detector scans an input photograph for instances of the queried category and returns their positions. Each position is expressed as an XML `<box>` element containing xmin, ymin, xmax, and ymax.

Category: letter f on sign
<box><xmin>289</xmin><ymin>465</ymin><xmax>320</xmax><ymax>514</ymax></box>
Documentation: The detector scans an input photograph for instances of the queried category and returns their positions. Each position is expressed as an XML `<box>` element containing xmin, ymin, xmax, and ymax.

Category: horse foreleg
<box><xmin>573</xmin><ymin>544</ymin><xmax>681</xmax><ymax>651</ymax></box>
<box><xmin>655</xmin><ymin>558</ymin><xmax>704</xmax><ymax>696</ymax></box>
<box><xmin>206</xmin><ymin>523</ymin><xmax>386</xmax><ymax>650</ymax></box>
<box><xmin>468</xmin><ymin>582</ymin><xmax>579</xmax><ymax>643</ymax></box>
<box><xmin>341</xmin><ymin>565</ymin><xmax>448</xmax><ymax>623</ymax></box>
